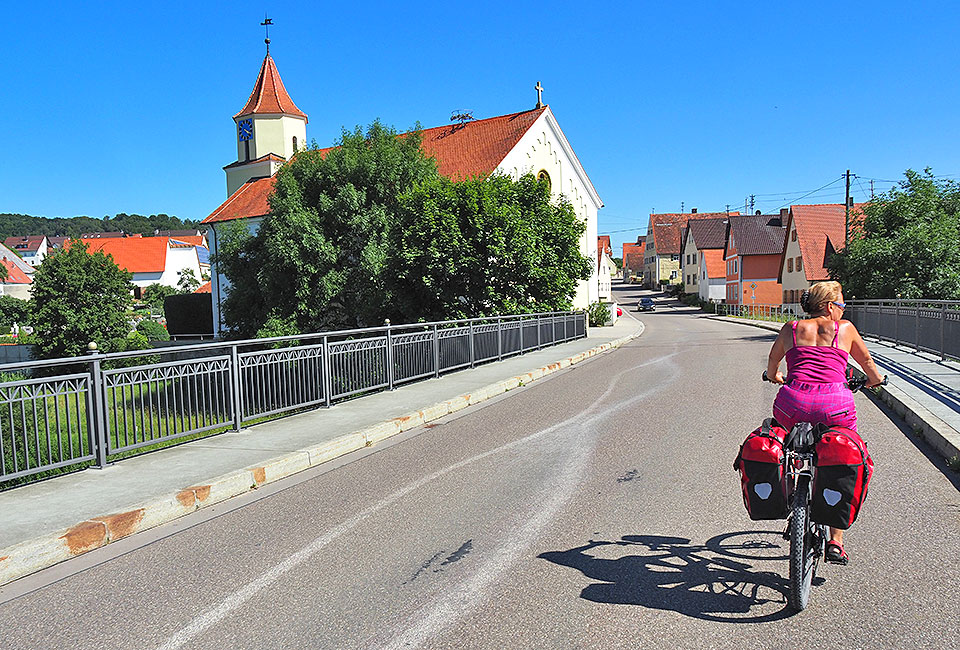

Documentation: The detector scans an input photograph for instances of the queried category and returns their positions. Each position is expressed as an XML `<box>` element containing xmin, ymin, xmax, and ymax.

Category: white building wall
<box><xmin>682</xmin><ymin>233</ymin><xmax>699</xmax><ymax>294</ymax></box>
<box><xmin>496</xmin><ymin>109</ymin><xmax>602</xmax><ymax>310</ymax></box>
<box><xmin>780</xmin><ymin>222</ymin><xmax>809</xmax><ymax>294</ymax></box>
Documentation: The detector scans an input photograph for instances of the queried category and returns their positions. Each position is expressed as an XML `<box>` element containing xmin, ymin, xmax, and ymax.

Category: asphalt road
<box><xmin>2</xmin><ymin>284</ymin><xmax>958</xmax><ymax>649</ymax></box>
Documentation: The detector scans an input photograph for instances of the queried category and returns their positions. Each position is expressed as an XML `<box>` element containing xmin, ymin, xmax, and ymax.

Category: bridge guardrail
<box><xmin>0</xmin><ymin>311</ymin><xmax>586</xmax><ymax>487</ymax></box>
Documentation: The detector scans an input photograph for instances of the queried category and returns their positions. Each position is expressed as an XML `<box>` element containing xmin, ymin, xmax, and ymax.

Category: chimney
<box><xmin>691</xmin><ymin>208</ymin><xmax>698</xmax><ymax>214</ymax></box>
<box><xmin>780</xmin><ymin>208</ymin><xmax>789</xmax><ymax>218</ymax></box>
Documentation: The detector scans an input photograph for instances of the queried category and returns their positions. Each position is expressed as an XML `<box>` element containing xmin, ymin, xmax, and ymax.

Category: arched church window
<box><xmin>292</xmin><ymin>136</ymin><xmax>298</xmax><ymax>152</ymax></box>
<box><xmin>537</xmin><ymin>170</ymin><xmax>551</xmax><ymax>191</ymax></box>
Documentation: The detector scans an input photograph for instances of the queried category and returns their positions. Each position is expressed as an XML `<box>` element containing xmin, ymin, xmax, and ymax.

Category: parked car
<box><xmin>638</xmin><ymin>297</ymin><xmax>656</xmax><ymax>312</ymax></box>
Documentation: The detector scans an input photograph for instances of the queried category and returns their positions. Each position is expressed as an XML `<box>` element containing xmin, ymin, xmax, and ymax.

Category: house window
<box><xmin>796</xmin><ymin>256</ymin><xmax>803</xmax><ymax>271</ymax></box>
<box><xmin>537</xmin><ymin>170</ymin><xmax>551</xmax><ymax>192</ymax></box>
<box><xmin>292</xmin><ymin>136</ymin><xmax>298</xmax><ymax>152</ymax></box>
<box><xmin>787</xmin><ymin>258</ymin><xmax>793</xmax><ymax>273</ymax></box>
<box><xmin>671</xmin><ymin>254</ymin><xmax>679</xmax><ymax>261</ymax></box>
<box><xmin>791</xmin><ymin>230</ymin><xmax>797</xmax><ymax>242</ymax></box>
<box><xmin>670</xmin><ymin>270</ymin><xmax>677</xmax><ymax>279</ymax></box>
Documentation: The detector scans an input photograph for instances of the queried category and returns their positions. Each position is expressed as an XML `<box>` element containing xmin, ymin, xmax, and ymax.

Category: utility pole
<box><xmin>749</xmin><ymin>194</ymin><xmax>755</xmax><ymax>214</ymax></box>
<box><xmin>844</xmin><ymin>169</ymin><xmax>851</xmax><ymax>246</ymax></box>
<box><xmin>681</xmin><ymin>201</ymin><xmax>684</xmax><ymax>214</ymax></box>
<box><xmin>725</xmin><ymin>204</ymin><xmax>730</xmax><ymax>215</ymax></box>
<box><xmin>870</xmin><ymin>179</ymin><xmax>875</xmax><ymax>198</ymax></box>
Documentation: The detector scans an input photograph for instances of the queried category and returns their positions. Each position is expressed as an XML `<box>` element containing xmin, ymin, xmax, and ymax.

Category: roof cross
<box><xmin>261</xmin><ymin>16</ymin><xmax>273</xmax><ymax>54</ymax></box>
<box><xmin>535</xmin><ymin>81</ymin><xmax>544</xmax><ymax>108</ymax></box>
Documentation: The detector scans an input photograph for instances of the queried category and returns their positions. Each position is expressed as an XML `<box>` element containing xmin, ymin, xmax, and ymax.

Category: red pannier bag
<box><xmin>734</xmin><ymin>418</ymin><xmax>788</xmax><ymax>520</ymax></box>
<box><xmin>811</xmin><ymin>426</ymin><xmax>873</xmax><ymax>529</ymax></box>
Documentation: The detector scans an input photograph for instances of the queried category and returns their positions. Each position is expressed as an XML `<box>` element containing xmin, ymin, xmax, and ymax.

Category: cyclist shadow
<box><xmin>538</xmin><ymin>532</ymin><xmax>804</xmax><ymax>623</ymax></box>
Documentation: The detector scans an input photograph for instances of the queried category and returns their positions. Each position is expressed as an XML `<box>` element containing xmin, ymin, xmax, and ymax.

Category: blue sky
<box><xmin>4</xmin><ymin>1</ymin><xmax>958</xmax><ymax>256</ymax></box>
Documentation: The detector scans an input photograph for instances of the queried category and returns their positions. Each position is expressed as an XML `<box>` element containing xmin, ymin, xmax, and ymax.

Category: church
<box><xmin>202</xmin><ymin>49</ymin><xmax>603</xmax><ymax>337</ymax></box>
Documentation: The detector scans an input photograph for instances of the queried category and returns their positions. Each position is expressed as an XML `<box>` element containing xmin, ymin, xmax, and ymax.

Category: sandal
<box><xmin>825</xmin><ymin>541</ymin><xmax>848</xmax><ymax>565</ymax></box>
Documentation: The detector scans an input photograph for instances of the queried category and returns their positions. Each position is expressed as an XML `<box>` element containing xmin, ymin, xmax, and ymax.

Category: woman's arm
<box><xmin>766</xmin><ymin>323</ymin><xmax>790</xmax><ymax>383</ymax></box>
<box><xmin>846</xmin><ymin>322</ymin><xmax>885</xmax><ymax>386</ymax></box>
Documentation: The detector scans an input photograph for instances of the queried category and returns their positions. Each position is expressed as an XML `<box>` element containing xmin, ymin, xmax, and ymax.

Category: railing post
<box><xmin>385</xmin><ymin>319</ymin><xmax>395</xmax><ymax>390</ymax></box>
<box><xmin>432</xmin><ymin>325</ymin><xmax>440</xmax><ymax>377</ymax></box>
<box><xmin>469</xmin><ymin>321</ymin><xmax>476</xmax><ymax>368</ymax></box>
<box><xmin>915</xmin><ymin>303</ymin><xmax>921</xmax><ymax>352</ymax></box>
<box><xmin>322</xmin><ymin>335</ymin><xmax>332</xmax><ymax>407</ymax></box>
<box><xmin>941</xmin><ymin>303</ymin><xmax>946</xmax><ymax>361</ymax></box>
<box><xmin>536</xmin><ymin>315</ymin><xmax>542</xmax><ymax>349</ymax></box>
<box><xmin>497</xmin><ymin>317</ymin><xmax>503</xmax><ymax>361</ymax></box>
<box><xmin>519</xmin><ymin>316</ymin><xmax>525</xmax><ymax>352</ymax></box>
<box><xmin>87</xmin><ymin>343</ymin><xmax>109</xmax><ymax>469</ymax></box>
<box><xmin>230</xmin><ymin>343</ymin><xmax>243</xmax><ymax>430</ymax></box>
<box><xmin>894</xmin><ymin>300</ymin><xmax>900</xmax><ymax>346</ymax></box>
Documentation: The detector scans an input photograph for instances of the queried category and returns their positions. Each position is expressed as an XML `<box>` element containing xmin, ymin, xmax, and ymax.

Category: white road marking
<box><xmin>157</xmin><ymin>349</ymin><xmax>677</xmax><ymax>650</ymax></box>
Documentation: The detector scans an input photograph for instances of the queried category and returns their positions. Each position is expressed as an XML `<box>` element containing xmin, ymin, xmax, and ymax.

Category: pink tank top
<box><xmin>784</xmin><ymin>321</ymin><xmax>848</xmax><ymax>384</ymax></box>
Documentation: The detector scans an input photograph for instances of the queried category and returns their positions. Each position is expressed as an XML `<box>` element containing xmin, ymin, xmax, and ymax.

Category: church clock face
<box><xmin>238</xmin><ymin>119</ymin><xmax>253</xmax><ymax>141</ymax></box>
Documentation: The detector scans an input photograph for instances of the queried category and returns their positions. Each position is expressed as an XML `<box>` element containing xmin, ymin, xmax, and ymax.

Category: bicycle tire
<box><xmin>788</xmin><ymin>486</ymin><xmax>814</xmax><ymax>611</ymax></box>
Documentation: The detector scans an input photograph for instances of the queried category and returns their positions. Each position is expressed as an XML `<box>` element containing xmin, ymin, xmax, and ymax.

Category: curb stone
<box><xmin>711</xmin><ymin>314</ymin><xmax>960</xmax><ymax>463</ymax></box>
<box><xmin>0</xmin><ymin>322</ymin><xmax>645</xmax><ymax>587</ymax></box>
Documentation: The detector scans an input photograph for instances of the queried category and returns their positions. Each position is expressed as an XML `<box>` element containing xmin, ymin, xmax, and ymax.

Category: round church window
<box><xmin>537</xmin><ymin>169</ymin><xmax>551</xmax><ymax>191</ymax></box>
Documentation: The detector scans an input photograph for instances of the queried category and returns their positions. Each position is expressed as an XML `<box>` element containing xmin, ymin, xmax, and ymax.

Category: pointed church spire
<box><xmin>234</xmin><ymin>53</ymin><xmax>308</xmax><ymax>122</ymax></box>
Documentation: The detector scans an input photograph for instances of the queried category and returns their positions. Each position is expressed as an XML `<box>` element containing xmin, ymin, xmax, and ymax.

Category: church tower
<box><xmin>224</xmin><ymin>52</ymin><xmax>308</xmax><ymax>197</ymax></box>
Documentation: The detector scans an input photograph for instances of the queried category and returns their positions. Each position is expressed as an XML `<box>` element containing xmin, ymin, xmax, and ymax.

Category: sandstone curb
<box><xmin>0</xmin><ymin>323</ymin><xmax>644</xmax><ymax>587</ymax></box>
<box><xmin>712</xmin><ymin>314</ymin><xmax>960</xmax><ymax>463</ymax></box>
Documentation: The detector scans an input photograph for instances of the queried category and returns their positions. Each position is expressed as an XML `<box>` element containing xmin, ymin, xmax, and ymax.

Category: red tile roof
<box><xmin>785</xmin><ymin>203</ymin><xmax>865</xmax><ymax>282</ymax></box>
<box><xmin>0</xmin><ymin>258</ymin><xmax>32</xmax><ymax>284</ymax></box>
<box><xmin>598</xmin><ymin>235</ymin><xmax>611</xmax><ymax>254</ymax></box>
<box><xmin>223</xmin><ymin>152</ymin><xmax>287</xmax><ymax>170</ymax></box>
<box><xmin>168</xmin><ymin>236</ymin><xmax>206</xmax><ymax>247</ymax></box>
<box><xmin>78</xmin><ymin>237</ymin><xmax>174</xmax><ymax>274</ymax></box>
<box><xmin>194</xmin><ymin>281</ymin><xmax>212</xmax><ymax>294</ymax></box>
<box><xmin>650</xmin><ymin>212</ymin><xmax>733</xmax><ymax>255</ymax></box>
<box><xmin>203</xmin><ymin>107</ymin><xmax>548</xmax><ymax>224</ymax></box>
<box><xmin>4</xmin><ymin>236</ymin><xmax>46</xmax><ymax>253</ymax></box>
<box><xmin>622</xmin><ymin>241</ymin><xmax>644</xmax><ymax>273</ymax></box>
<box><xmin>702</xmin><ymin>249</ymin><xmax>725</xmax><ymax>279</ymax></box>
<box><xmin>235</xmin><ymin>54</ymin><xmax>307</xmax><ymax>121</ymax></box>
<box><xmin>725</xmin><ymin>214</ymin><xmax>787</xmax><ymax>257</ymax></box>
<box><xmin>685</xmin><ymin>218</ymin><xmax>728</xmax><ymax>249</ymax></box>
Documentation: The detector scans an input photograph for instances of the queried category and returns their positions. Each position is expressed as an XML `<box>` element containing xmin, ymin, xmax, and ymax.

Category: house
<box><xmin>0</xmin><ymin>258</ymin><xmax>33</xmax><ymax>299</ymax></box>
<box><xmin>4</xmin><ymin>236</ymin><xmax>48</xmax><ymax>268</ymax></box>
<box><xmin>622</xmin><ymin>237</ymin><xmax>645</xmax><ymax>283</ymax></box>
<box><xmin>644</xmin><ymin>210</ymin><xmax>734</xmax><ymax>288</ymax></box>
<box><xmin>779</xmin><ymin>202</ymin><xmax>865</xmax><ymax>305</ymax></box>
<box><xmin>681</xmin><ymin>218</ymin><xmax>728</xmax><ymax>302</ymax></box>
<box><xmin>202</xmin><ymin>50</ymin><xmax>603</xmax><ymax>337</ymax></box>
<box><xmin>597</xmin><ymin>235</ymin><xmax>614</xmax><ymax>300</ymax></box>
<box><xmin>724</xmin><ymin>213</ymin><xmax>787</xmax><ymax>305</ymax></box>
<box><xmin>79</xmin><ymin>237</ymin><xmax>202</xmax><ymax>290</ymax></box>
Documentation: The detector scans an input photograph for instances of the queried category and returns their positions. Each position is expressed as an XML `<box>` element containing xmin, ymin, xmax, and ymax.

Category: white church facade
<box><xmin>203</xmin><ymin>52</ymin><xmax>603</xmax><ymax>337</ymax></box>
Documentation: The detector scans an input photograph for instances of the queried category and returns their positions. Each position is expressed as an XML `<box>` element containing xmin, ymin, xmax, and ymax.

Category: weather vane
<box><xmin>261</xmin><ymin>15</ymin><xmax>273</xmax><ymax>54</ymax></box>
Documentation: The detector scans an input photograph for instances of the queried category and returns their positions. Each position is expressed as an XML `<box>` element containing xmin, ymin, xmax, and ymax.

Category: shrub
<box><xmin>136</xmin><ymin>319</ymin><xmax>170</xmax><ymax>341</ymax></box>
<box><xmin>0</xmin><ymin>296</ymin><xmax>32</xmax><ymax>330</ymax></box>
<box><xmin>587</xmin><ymin>301</ymin><xmax>611</xmax><ymax>327</ymax></box>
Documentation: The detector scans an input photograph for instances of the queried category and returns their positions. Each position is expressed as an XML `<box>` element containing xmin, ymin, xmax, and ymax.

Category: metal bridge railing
<box><xmin>845</xmin><ymin>299</ymin><xmax>960</xmax><ymax>362</ymax></box>
<box><xmin>714</xmin><ymin>303</ymin><xmax>804</xmax><ymax>322</ymax></box>
<box><xmin>0</xmin><ymin>311</ymin><xmax>586</xmax><ymax>486</ymax></box>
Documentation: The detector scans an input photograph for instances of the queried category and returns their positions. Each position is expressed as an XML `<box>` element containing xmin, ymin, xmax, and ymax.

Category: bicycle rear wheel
<box><xmin>788</xmin><ymin>486</ymin><xmax>815</xmax><ymax>611</ymax></box>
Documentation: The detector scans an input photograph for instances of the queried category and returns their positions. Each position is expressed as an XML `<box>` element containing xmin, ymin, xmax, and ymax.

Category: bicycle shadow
<box><xmin>538</xmin><ymin>532</ymin><xmax>802</xmax><ymax>623</ymax></box>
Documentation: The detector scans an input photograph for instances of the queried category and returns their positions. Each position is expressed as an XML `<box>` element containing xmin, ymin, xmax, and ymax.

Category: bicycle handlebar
<box><xmin>762</xmin><ymin>370</ymin><xmax>888</xmax><ymax>393</ymax></box>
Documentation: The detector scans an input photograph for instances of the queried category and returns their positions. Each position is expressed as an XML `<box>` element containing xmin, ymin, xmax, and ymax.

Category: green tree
<box><xmin>0</xmin><ymin>295</ymin><xmax>31</xmax><ymax>331</ymax></box>
<box><xmin>136</xmin><ymin>319</ymin><xmax>170</xmax><ymax>341</ymax></box>
<box><xmin>31</xmin><ymin>241</ymin><xmax>135</xmax><ymax>358</ymax></box>
<box><xmin>389</xmin><ymin>173</ymin><xmax>589</xmax><ymax>320</ymax></box>
<box><xmin>177</xmin><ymin>267</ymin><xmax>200</xmax><ymax>293</ymax></box>
<box><xmin>828</xmin><ymin>169</ymin><xmax>960</xmax><ymax>299</ymax></box>
<box><xmin>142</xmin><ymin>283</ymin><xmax>179</xmax><ymax>310</ymax></box>
<box><xmin>219</xmin><ymin>121</ymin><xmax>438</xmax><ymax>336</ymax></box>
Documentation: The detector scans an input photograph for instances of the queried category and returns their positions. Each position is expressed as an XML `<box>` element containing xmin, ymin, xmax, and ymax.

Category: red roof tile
<box><xmin>4</xmin><ymin>236</ymin><xmax>46</xmax><ymax>253</ymax></box>
<box><xmin>685</xmin><ymin>218</ymin><xmax>728</xmax><ymax>249</ymax></box>
<box><xmin>702</xmin><ymin>249</ymin><xmax>725</xmax><ymax>279</ymax></box>
<box><xmin>0</xmin><ymin>258</ymin><xmax>32</xmax><ymax>284</ymax></box>
<box><xmin>194</xmin><ymin>281</ymin><xmax>212</xmax><ymax>294</ymax></box>
<box><xmin>786</xmin><ymin>203</ymin><xmax>865</xmax><ymax>282</ymax></box>
<box><xmin>650</xmin><ymin>212</ymin><xmax>732</xmax><ymax>255</ymax></box>
<box><xmin>78</xmin><ymin>237</ymin><xmax>173</xmax><ymax>274</ymax></box>
<box><xmin>203</xmin><ymin>108</ymin><xmax>548</xmax><ymax>224</ymax></box>
<box><xmin>168</xmin><ymin>236</ymin><xmax>206</xmax><ymax>247</ymax></box>
<box><xmin>725</xmin><ymin>214</ymin><xmax>787</xmax><ymax>257</ymax></box>
<box><xmin>235</xmin><ymin>54</ymin><xmax>307</xmax><ymax>122</ymax></box>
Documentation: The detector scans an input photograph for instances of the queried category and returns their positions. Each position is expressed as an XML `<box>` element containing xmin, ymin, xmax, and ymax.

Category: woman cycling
<box><xmin>765</xmin><ymin>281</ymin><xmax>884</xmax><ymax>565</ymax></box>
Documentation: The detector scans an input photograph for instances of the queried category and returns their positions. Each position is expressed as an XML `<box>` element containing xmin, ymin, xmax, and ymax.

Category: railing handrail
<box><xmin>0</xmin><ymin>310</ymin><xmax>582</xmax><ymax>372</ymax></box>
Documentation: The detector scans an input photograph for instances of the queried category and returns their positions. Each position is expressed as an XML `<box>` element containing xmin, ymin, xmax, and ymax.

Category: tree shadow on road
<box><xmin>538</xmin><ymin>532</ymin><xmax>802</xmax><ymax>623</ymax></box>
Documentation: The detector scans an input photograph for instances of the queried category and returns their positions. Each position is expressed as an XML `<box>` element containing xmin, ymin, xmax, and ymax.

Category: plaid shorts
<box><xmin>773</xmin><ymin>381</ymin><xmax>857</xmax><ymax>432</ymax></box>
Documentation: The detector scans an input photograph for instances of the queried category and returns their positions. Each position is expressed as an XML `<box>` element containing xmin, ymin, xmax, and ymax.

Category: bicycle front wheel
<box><xmin>788</xmin><ymin>486</ymin><xmax>814</xmax><ymax>611</ymax></box>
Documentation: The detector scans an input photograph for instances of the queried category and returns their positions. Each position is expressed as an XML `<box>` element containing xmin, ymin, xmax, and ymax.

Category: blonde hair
<box><xmin>801</xmin><ymin>281</ymin><xmax>842</xmax><ymax>315</ymax></box>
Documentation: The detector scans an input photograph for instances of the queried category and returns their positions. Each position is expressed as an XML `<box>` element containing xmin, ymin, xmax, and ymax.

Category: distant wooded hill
<box><xmin>0</xmin><ymin>213</ymin><xmax>204</xmax><ymax>239</ymax></box>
